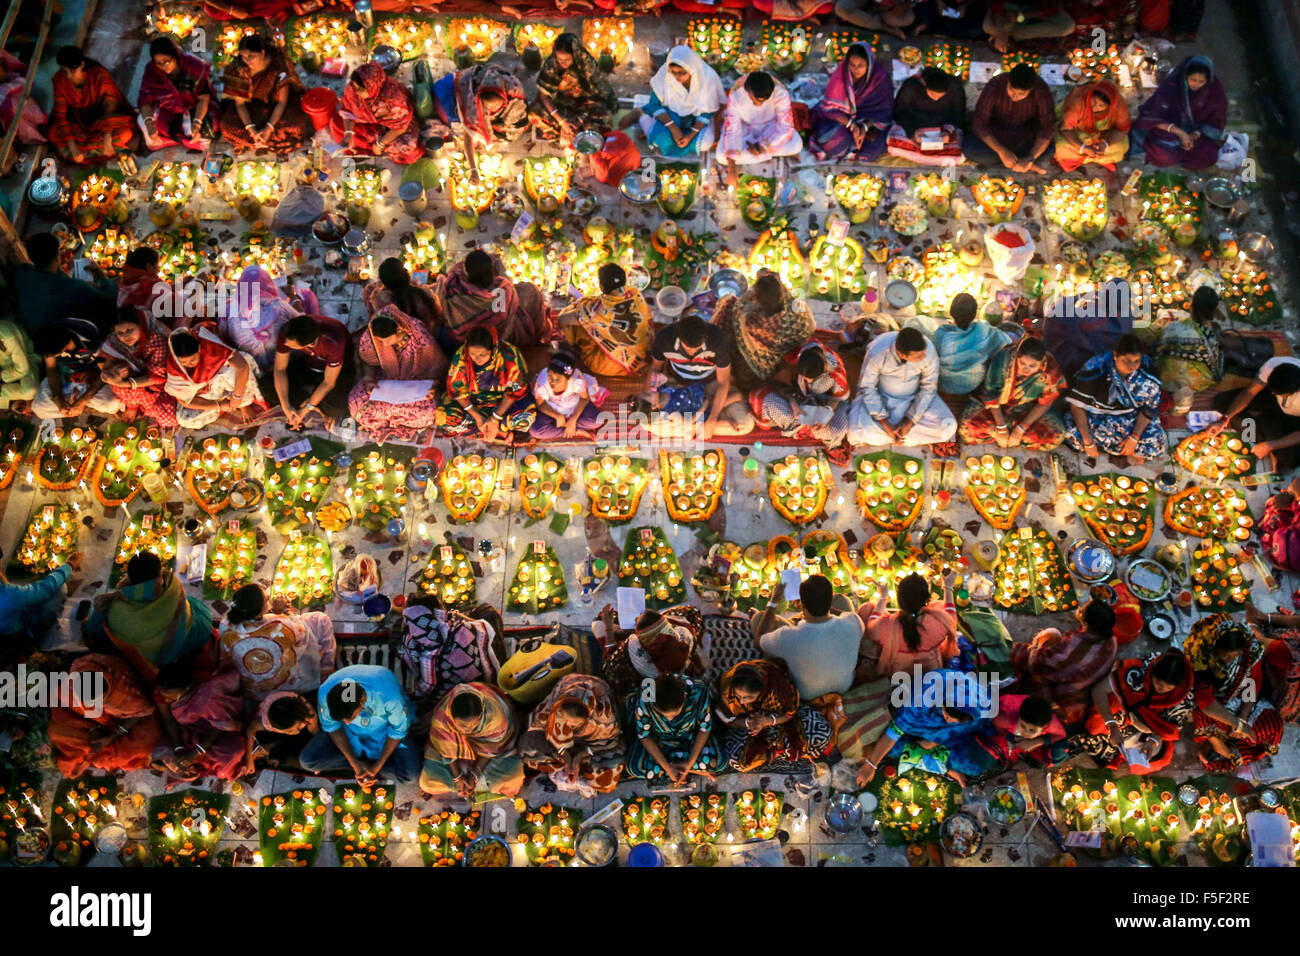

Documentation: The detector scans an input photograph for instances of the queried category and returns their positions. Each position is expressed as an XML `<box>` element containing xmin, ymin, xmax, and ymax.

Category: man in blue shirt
<box><xmin>299</xmin><ymin>665</ymin><xmax>419</xmax><ymax>783</ymax></box>
<box><xmin>0</xmin><ymin>548</ymin><xmax>76</xmax><ymax>667</ymax></box>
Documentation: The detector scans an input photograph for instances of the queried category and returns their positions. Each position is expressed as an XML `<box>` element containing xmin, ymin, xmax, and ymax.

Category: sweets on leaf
<box><xmin>964</xmin><ymin>453</ymin><xmax>1026</xmax><ymax>531</ymax></box>
<box><xmin>507</xmin><ymin>540</ymin><xmax>567</xmax><ymax>614</ymax></box>
<box><xmin>1069</xmin><ymin>473</ymin><xmax>1155</xmax><ymax>556</ymax></box>
<box><xmin>856</xmin><ymin>452</ymin><xmax>925</xmax><ymax>533</ymax></box>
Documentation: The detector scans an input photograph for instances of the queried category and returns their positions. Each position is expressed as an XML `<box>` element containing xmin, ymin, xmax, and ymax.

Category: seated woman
<box><xmin>810</xmin><ymin>43</ymin><xmax>892</xmax><ymax>162</ymax></box>
<box><xmin>1011</xmin><ymin>600</ymin><xmax>1117</xmax><ymax>723</ymax></box>
<box><xmin>834</xmin><ymin>0</ymin><xmax>918</xmax><ymax>38</ymax></box>
<box><xmin>348</xmin><ymin>309</ymin><xmax>446</xmax><ymax>443</ymax></box>
<box><xmin>558</xmin><ymin>263</ymin><xmax>653</xmax><ymax>378</ymax></box>
<box><xmin>48</xmin><ymin>45</ymin><xmax>135</xmax><ymax>165</ymax></box>
<box><xmin>220</xmin><ymin>265</ymin><xmax>316</xmax><ymax>374</ymax></box>
<box><xmin>48</xmin><ymin>653</ymin><xmax>161</xmax><ymax>778</ymax></box>
<box><xmin>1065</xmin><ymin>333</ymin><xmax>1166</xmax><ymax>465</ymax></box>
<box><xmin>99</xmin><ymin>307</ymin><xmax>177</xmax><ymax>428</ymax></box>
<box><xmin>117</xmin><ymin>247</ymin><xmax>167</xmax><ymax>313</ymax></box>
<box><xmin>217</xmin><ymin>34</ymin><xmax>310</xmax><ymax>156</ymax></box>
<box><xmin>219</xmin><ymin>583</ymin><xmax>336</xmax><ymax>702</ymax></box>
<box><xmin>600</xmin><ymin>605</ymin><xmax>709</xmax><ymax>705</ymax></box>
<box><xmin>365</xmin><ymin>258</ymin><xmax>441</xmax><ymax>333</ymax></box>
<box><xmin>1245</xmin><ymin>602</ymin><xmax>1300</xmax><ymax>723</ymax></box>
<box><xmin>716</xmin><ymin>660</ymin><xmax>831</xmax><ymax>772</ymax></box>
<box><xmin>420</xmin><ymin>682</ymin><xmax>524</xmax><ymax>798</ymax></box>
<box><xmin>752</xmin><ymin>340</ymin><xmax>851</xmax><ymax>451</ymax></box>
<box><xmin>436</xmin><ymin>326</ymin><xmax>536</xmax><ymax>442</ymax></box>
<box><xmin>84</xmin><ymin>552</ymin><xmax>214</xmax><ymax>681</ymax></box>
<box><xmin>977</xmin><ymin>694</ymin><xmax>1067</xmax><ymax>768</ymax></box>
<box><xmin>530</xmin><ymin>353</ymin><xmax>607</xmax><ymax>441</ymax></box>
<box><xmin>242</xmin><ymin>691</ymin><xmax>318</xmax><ymax>773</ymax></box>
<box><xmin>983</xmin><ymin>0</ymin><xmax>1076</xmax><ymax>52</ymax></box>
<box><xmin>960</xmin><ymin>336</ymin><xmax>1066</xmax><ymax>451</ymax></box>
<box><xmin>272</xmin><ymin>314</ymin><xmax>356</xmax><ymax>430</ymax></box>
<box><xmin>528</xmin><ymin>33</ymin><xmax>617</xmax><ymax>145</ymax></box>
<box><xmin>1184</xmin><ymin>615</ymin><xmax>1283</xmax><ymax>773</ymax></box>
<box><xmin>1158</xmin><ymin>285</ymin><xmax>1231</xmax><ymax>393</ymax></box>
<box><xmin>1132</xmin><ymin>56</ymin><xmax>1227</xmax><ymax>170</ymax></box>
<box><xmin>152</xmin><ymin>662</ymin><xmax>246</xmax><ymax>781</ymax></box>
<box><xmin>1054</xmin><ymin>79</ymin><xmax>1130</xmax><ymax>175</ymax></box>
<box><xmin>138</xmin><ymin>36</ymin><xmax>213</xmax><ymax>151</ymax></box>
<box><xmin>1202</xmin><ymin>355</ymin><xmax>1300</xmax><ymax>473</ymax></box>
<box><xmin>624</xmin><ymin>674</ymin><xmax>719</xmax><ymax>782</ymax></box>
<box><xmin>858</xmin><ymin>572</ymin><xmax>958</xmax><ymax>681</ymax></box>
<box><xmin>330</xmin><ymin>62</ymin><xmax>422</xmax><ymax>165</ymax></box>
<box><xmin>31</xmin><ymin>318</ymin><xmax>122</xmax><ymax>421</ymax></box>
<box><xmin>713</xmin><ymin>272</ymin><xmax>815</xmax><ymax>393</ymax></box>
<box><xmin>856</xmin><ymin>669</ymin><xmax>997</xmax><ymax>787</ymax></box>
<box><xmin>432</xmin><ymin>250</ymin><xmax>549</xmax><ymax>350</ymax></box>
<box><xmin>630</xmin><ymin>46</ymin><xmax>726</xmax><ymax>158</ymax></box>
<box><xmin>1080</xmin><ymin>651</ymin><xmax>1194</xmax><ymax>775</ymax></box>
<box><xmin>165</xmin><ymin>327</ymin><xmax>264</xmax><ymax>430</ymax></box>
<box><xmin>519</xmin><ymin>674</ymin><xmax>625</xmax><ymax>795</ymax></box>
<box><xmin>432</xmin><ymin>63</ymin><xmax>528</xmax><ymax>177</ymax></box>
<box><xmin>718</xmin><ymin>71</ymin><xmax>802</xmax><ymax>187</ymax></box>
<box><xmin>0</xmin><ymin>319</ymin><xmax>38</xmax><ymax>412</ymax></box>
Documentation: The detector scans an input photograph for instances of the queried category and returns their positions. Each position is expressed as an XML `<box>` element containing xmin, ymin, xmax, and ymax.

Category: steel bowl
<box><xmin>1125</xmin><ymin>558</ymin><xmax>1172</xmax><ymax>602</ymax></box>
<box><xmin>1203</xmin><ymin>177</ymin><xmax>1239</xmax><ymax>209</ymax></box>
<box><xmin>619</xmin><ymin>171</ymin><xmax>658</xmax><ymax>204</ymax></box>
<box><xmin>824</xmin><ymin>792</ymin><xmax>863</xmax><ymax>833</ymax></box>
<box><xmin>463</xmin><ymin>833</ymin><xmax>512</xmax><ymax>867</ymax></box>
<box><xmin>575</xmin><ymin>824</ymin><xmax>619</xmax><ymax>866</ymax></box>
<box><xmin>625</xmin><ymin>263</ymin><xmax>651</xmax><ymax>291</ymax></box>
<box><xmin>709</xmin><ymin>268</ymin><xmax>749</xmax><ymax>299</ymax></box>
<box><xmin>312</xmin><ymin>212</ymin><xmax>350</xmax><ymax>245</ymax></box>
<box><xmin>940</xmin><ymin>811</ymin><xmax>984</xmax><ymax>858</ymax></box>
<box><xmin>370</xmin><ymin>44</ymin><xmax>401</xmax><ymax>75</ymax></box>
<box><xmin>228</xmin><ymin>477</ymin><xmax>265</xmax><ymax>512</ymax></box>
<box><xmin>1240</xmin><ymin>232</ymin><xmax>1274</xmax><ymax>263</ymax></box>
<box><xmin>884</xmin><ymin>279</ymin><xmax>917</xmax><ymax>309</ymax></box>
<box><xmin>566</xmin><ymin>187</ymin><xmax>597</xmax><ymax>217</ymax></box>
<box><xmin>342</xmin><ymin>228</ymin><xmax>371</xmax><ymax>257</ymax></box>
<box><xmin>573</xmin><ymin>130</ymin><xmax>604</xmax><ymax>155</ymax></box>
<box><xmin>1068</xmin><ymin>540</ymin><xmax>1115</xmax><ymax>583</ymax></box>
<box><xmin>1146</xmin><ymin>610</ymin><xmax>1175</xmax><ymax>642</ymax></box>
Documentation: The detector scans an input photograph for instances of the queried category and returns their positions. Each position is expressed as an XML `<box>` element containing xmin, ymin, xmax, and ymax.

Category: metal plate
<box><xmin>573</xmin><ymin>130</ymin><xmax>603</xmax><ymax>155</ymax></box>
<box><xmin>1125</xmin><ymin>558</ymin><xmax>1172</xmax><ymax>602</ymax></box>
<box><xmin>619</xmin><ymin>171</ymin><xmax>657</xmax><ymax>203</ymax></box>
<box><xmin>941</xmin><ymin>811</ymin><xmax>983</xmax><ymax>858</ymax></box>
<box><xmin>1146</xmin><ymin>611</ymin><xmax>1175</xmax><ymax>641</ymax></box>
<box><xmin>709</xmin><ymin>268</ymin><xmax>748</xmax><ymax>298</ymax></box>
<box><xmin>1068</xmin><ymin>540</ymin><xmax>1115</xmax><ymax>582</ymax></box>
<box><xmin>1203</xmin><ymin>177</ymin><xmax>1238</xmax><ymax>208</ymax></box>
<box><xmin>884</xmin><ymin>279</ymin><xmax>916</xmax><ymax>309</ymax></box>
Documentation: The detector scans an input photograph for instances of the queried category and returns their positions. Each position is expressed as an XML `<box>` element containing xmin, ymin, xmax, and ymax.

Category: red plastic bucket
<box><xmin>302</xmin><ymin>86</ymin><xmax>339</xmax><ymax>131</ymax></box>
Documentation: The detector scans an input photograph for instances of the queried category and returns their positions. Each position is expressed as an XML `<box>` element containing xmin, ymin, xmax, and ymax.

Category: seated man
<box><xmin>47</xmin><ymin>45</ymin><xmax>135</xmax><ymax>165</ymax></box>
<box><xmin>13</xmin><ymin>234</ymin><xmax>115</xmax><ymax>339</ymax></box>
<box><xmin>834</xmin><ymin>0</ymin><xmax>918</xmax><ymax>37</ymax></box>
<box><xmin>718</xmin><ymin>71</ymin><xmax>802</xmax><ymax>188</ymax></box>
<box><xmin>300</xmin><ymin>665</ymin><xmax>420</xmax><ymax>784</ymax></box>
<box><xmin>848</xmin><ymin>327</ymin><xmax>957</xmax><ymax>446</ymax></box>
<box><xmin>646</xmin><ymin>314</ymin><xmax>754</xmax><ymax>439</ymax></box>
<box><xmin>983</xmin><ymin>0</ymin><xmax>1076</xmax><ymax>52</ymax></box>
<box><xmin>921</xmin><ymin>292</ymin><xmax>1010</xmax><ymax>396</ymax></box>
<box><xmin>31</xmin><ymin>318</ymin><xmax>122</xmax><ymax>420</ymax></box>
<box><xmin>271</xmin><ymin>314</ymin><xmax>356</xmax><ymax>431</ymax></box>
<box><xmin>969</xmin><ymin>63</ymin><xmax>1055</xmax><ymax>172</ymax></box>
<box><xmin>889</xmin><ymin>67</ymin><xmax>967</xmax><ymax>164</ymax></box>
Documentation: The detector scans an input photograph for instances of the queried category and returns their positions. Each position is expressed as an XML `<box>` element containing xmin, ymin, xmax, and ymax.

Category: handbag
<box><xmin>497</xmin><ymin>637</ymin><xmax>576</xmax><ymax>704</ymax></box>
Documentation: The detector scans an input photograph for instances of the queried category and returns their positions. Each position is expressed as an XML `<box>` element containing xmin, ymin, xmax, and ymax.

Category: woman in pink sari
<box><xmin>348</xmin><ymin>307</ymin><xmax>447</xmax><ymax>443</ymax></box>
<box><xmin>48</xmin><ymin>654</ymin><xmax>163</xmax><ymax>778</ymax></box>
<box><xmin>100</xmin><ymin>306</ymin><xmax>178</xmax><ymax>428</ymax></box>
<box><xmin>152</xmin><ymin>663</ymin><xmax>248</xmax><ymax>781</ymax></box>
<box><xmin>219</xmin><ymin>265</ymin><xmax>317</xmax><ymax>372</ymax></box>
<box><xmin>330</xmin><ymin>62</ymin><xmax>423</xmax><ymax>165</ymax></box>
<box><xmin>138</xmin><ymin>36</ymin><xmax>213</xmax><ymax>151</ymax></box>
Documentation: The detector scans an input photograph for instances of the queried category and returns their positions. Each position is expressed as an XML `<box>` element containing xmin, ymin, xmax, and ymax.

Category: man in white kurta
<box><xmin>849</xmin><ymin>328</ymin><xmax>957</xmax><ymax>446</ymax></box>
<box><xmin>718</xmin><ymin>71</ymin><xmax>802</xmax><ymax>187</ymax></box>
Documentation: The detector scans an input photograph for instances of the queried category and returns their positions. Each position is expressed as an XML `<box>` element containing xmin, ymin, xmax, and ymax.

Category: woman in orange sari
<box><xmin>218</xmin><ymin>34</ymin><xmax>309</xmax><ymax>155</ymax></box>
<box><xmin>330</xmin><ymin>62</ymin><xmax>423</xmax><ymax>165</ymax></box>
<box><xmin>48</xmin><ymin>46</ymin><xmax>135</xmax><ymax>164</ymax></box>
<box><xmin>1054</xmin><ymin>79</ymin><xmax>1130</xmax><ymax>173</ymax></box>
<box><xmin>48</xmin><ymin>654</ymin><xmax>162</xmax><ymax>778</ymax></box>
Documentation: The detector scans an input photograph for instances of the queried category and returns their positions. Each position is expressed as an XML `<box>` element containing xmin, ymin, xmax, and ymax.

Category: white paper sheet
<box><xmin>617</xmin><ymin>586</ymin><xmax>647</xmax><ymax>629</ymax></box>
<box><xmin>370</xmin><ymin>379</ymin><xmax>435</xmax><ymax>405</ymax></box>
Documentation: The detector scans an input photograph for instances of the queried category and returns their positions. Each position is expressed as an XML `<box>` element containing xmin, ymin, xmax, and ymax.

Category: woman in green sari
<box><xmin>1157</xmin><ymin>285</ymin><xmax>1222</xmax><ymax>391</ymax></box>
<box><xmin>527</xmin><ymin>33</ymin><xmax>617</xmax><ymax>145</ymax></box>
<box><xmin>959</xmin><ymin>335</ymin><xmax>1067</xmax><ymax>451</ymax></box>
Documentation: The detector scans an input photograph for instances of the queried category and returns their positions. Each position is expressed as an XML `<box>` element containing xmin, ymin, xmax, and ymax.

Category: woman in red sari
<box><xmin>218</xmin><ymin>34</ymin><xmax>309</xmax><ymax>155</ymax></box>
<box><xmin>152</xmin><ymin>662</ymin><xmax>248</xmax><ymax>781</ymax></box>
<box><xmin>331</xmin><ymin>62</ymin><xmax>422</xmax><ymax>165</ymax></box>
<box><xmin>48</xmin><ymin>46</ymin><xmax>135</xmax><ymax>165</ymax></box>
<box><xmin>48</xmin><ymin>654</ymin><xmax>163</xmax><ymax>778</ymax></box>
<box><xmin>139</xmin><ymin>36</ymin><xmax>213</xmax><ymax>151</ymax></box>
<box><xmin>1054</xmin><ymin>79</ymin><xmax>1130</xmax><ymax>174</ymax></box>
<box><xmin>99</xmin><ymin>306</ymin><xmax>177</xmax><ymax>427</ymax></box>
<box><xmin>1081</xmin><ymin>651</ymin><xmax>1194</xmax><ymax>775</ymax></box>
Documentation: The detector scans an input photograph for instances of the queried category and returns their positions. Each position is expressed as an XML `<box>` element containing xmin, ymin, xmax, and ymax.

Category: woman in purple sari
<box><xmin>138</xmin><ymin>37</ymin><xmax>213</xmax><ymax>152</ymax></box>
<box><xmin>1132</xmin><ymin>56</ymin><xmax>1227</xmax><ymax>170</ymax></box>
<box><xmin>809</xmin><ymin>43</ymin><xmax>893</xmax><ymax>161</ymax></box>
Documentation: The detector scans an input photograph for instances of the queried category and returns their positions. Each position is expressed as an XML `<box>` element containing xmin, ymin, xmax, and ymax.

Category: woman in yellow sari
<box><xmin>557</xmin><ymin>263</ymin><xmax>652</xmax><ymax>377</ymax></box>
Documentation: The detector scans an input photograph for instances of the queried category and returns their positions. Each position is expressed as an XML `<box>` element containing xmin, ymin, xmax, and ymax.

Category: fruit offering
<box><xmin>1175</xmin><ymin>430</ymin><xmax>1254</xmax><ymax>481</ymax></box>
<box><xmin>1042</xmin><ymin>177</ymin><xmax>1109</xmax><ymax>241</ymax></box>
<box><xmin>618</xmin><ymin>526</ymin><xmax>686</xmax><ymax>609</ymax></box>
<box><xmin>923</xmin><ymin>41</ymin><xmax>970</xmax><ymax>81</ymax></box>
<box><xmin>520</xmin><ymin>452</ymin><xmax>566</xmax><ymax>520</ymax></box>
<box><xmin>910</xmin><ymin>171</ymin><xmax>956</xmax><ymax>217</ymax></box>
<box><xmin>516</xmin><ymin>802</ymin><xmax>582</xmax><ymax>866</ymax></box>
<box><xmin>347</xmin><ymin>445</ymin><xmax>410</xmax><ymax>533</ymax></box>
<box><xmin>687</xmin><ymin>16</ymin><xmax>743</xmax><ymax>71</ymax></box>
<box><xmin>800</xmin><ymin>530</ymin><xmax>857</xmax><ymax>594</ymax></box>
<box><xmin>1187</xmin><ymin>778</ymin><xmax>1248</xmax><ymax>866</ymax></box>
<box><xmin>964</xmin><ymin>453</ymin><xmax>1026</xmax><ymax>531</ymax></box>
<box><xmin>922</xmin><ymin>527</ymin><xmax>965</xmax><ymax>575</ymax></box>
<box><xmin>768</xmin><ymin>453</ymin><xmax>831</xmax><ymax>525</ymax></box>
<box><xmin>971</xmin><ymin>176</ymin><xmax>1026</xmax><ymax>222</ymax></box>
<box><xmin>1129</xmin><ymin>266</ymin><xmax>1190</xmax><ymax>314</ymax></box>
<box><xmin>234</xmin><ymin>161</ymin><xmax>281</xmax><ymax>204</ymax></box>
<box><xmin>808</xmin><ymin>234</ymin><xmax>866</xmax><ymax>302</ymax></box>
<box><xmin>514</xmin><ymin>23</ymin><xmax>563</xmax><ymax>58</ymax></box>
<box><xmin>374</xmin><ymin>15</ymin><xmax>436</xmax><ymax>59</ymax></box>
<box><xmin>735</xmin><ymin>789</ymin><xmax>783</xmax><ymax>840</ymax></box>
<box><xmin>440</xmin><ymin>453</ymin><xmax>501</xmax><ymax>522</ymax></box>
<box><xmin>993</xmin><ymin>526</ymin><xmax>1079</xmax><ymax>614</ymax></box>
<box><xmin>855</xmin><ymin>452</ymin><xmax>926</xmax><ymax>532</ymax></box>
<box><xmin>316</xmin><ymin>500</ymin><xmax>352</xmax><ymax>533</ymax></box>
<box><xmin>887</xmin><ymin>202</ymin><xmax>928</xmax><ymax>237</ymax></box>
<box><xmin>333</xmin><ymin>784</ymin><xmax>393</xmax><ymax>867</ymax></box>
<box><xmin>36</xmin><ymin>425</ymin><xmax>99</xmax><ymax>491</ymax></box>
<box><xmin>91</xmin><ymin>423</ymin><xmax>165</xmax><ymax>507</ymax></box>
<box><xmin>71</xmin><ymin>171</ymin><xmax>122</xmax><ymax>232</ymax></box>
<box><xmin>266</xmin><ymin>438</ymin><xmax>342</xmax><ymax>533</ymax></box>
<box><xmin>871</xmin><ymin>770</ymin><xmax>960</xmax><ymax>845</ymax></box>
<box><xmin>622</xmin><ymin>797</ymin><xmax>669</xmax><ymax>846</ymax></box>
<box><xmin>830</xmin><ymin>172</ymin><xmax>885</xmax><ymax>223</ymax></box>
<box><xmin>447</xmin><ymin>16</ymin><xmax>511</xmax><ymax>61</ymax></box>
<box><xmin>1191</xmin><ymin>542</ymin><xmax>1251</xmax><ymax>611</ymax></box>
<box><xmin>918</xmin><ymin>241</ymin><xmax>983</xmax><ymax>315</ymax></box>
<box><xmin>205</xmin><ymin>518</ymin><xmax>260</xmax><ymax>601</ymax></box>
<box><xmin>185</xmin><ymin>435</ymin><xmax>251</xmax><ymax>514</ymax></box>
<box><xmin>1051</xmin><ymin>769</ymin><xmax>1185</xmax><ymax>866</ymax></box>
<box><xmin>149</xmin><ymin>790</ymin><xmax>229</xmax><ymax>867</ymax></box>
<box><xmin>656</xmin><ymin>162</ymin><xmax>700</xmax><ymax>218</ymax></box>
<box><xmin>507</xmin><ymin>540</ymin><xmax>567</xmax><ymax>614</ymax></box>
<box><xmin>271</xmin><ymin>534</ymin><xmax>334</xmax><ymax>609</ymax></box>
<box><xmin>749</xmin><ymin>222</ymin><xmax>807</xmax><ymax>291</ymax></box>
<box><xmin>738</xmin><ymin>175</ymin><xmax>776</xmax><ymax>229</ymax></box>
<box><xmin>0</xmin><ymin>774</ymin><xmax>45</xmax><ymax>854</ymax></box>
<box><xmin>501</xmin><ymin>230</ymin><xmax>568</xmax><ymax>294</ymax></box>
<box><xmin>446</xmin><ymin>148</ymin><xmax>506</xmax><ymax>215</ymax></box>
<box><xmin>760</xmin><ymin>21</ymin><xmax>811</xmax><ymax>78</ymax></box>
<box><xmin>402</xmin><ymin>228</ymin><xmax>446</xmax><ymax>276</ymax></box>
<box><xmin>1068</xmin><ymin>43</ymin><xmax>1121</xmax><ymax>82</ymax></box>
<box><xmin>112</xmin><ymin>510</ymin><xmax>176</xmax><ymax>585</ymax></box>
<box><xmin>1069</xmin><ymin>473</ymin><xmax>1155</xmax><ymax>556</ymax></box>
<box><xmin>258</xmin><ymin>790</ymin><xmax>325</xmax><ymax>867</ymax></box>
<box><xmin>287</xmin><ymin>13</ymin><xmax>353</xmax><ymax>60</ymax></box>
<box><xmin>419</xmin><ymin>809</ymin><xmax>481</xmax><ymax>866</ymax></box>
<box><xmin>1220</xmin><ymin>265</ymin><xmax>1278</xmax><ymax>325</ymax></box>
<box><xmin>726</xmin><ymin>542</ymin><xmax>781</xmax><ymax>612</ymax></box>
<box><xmin>583</xmin><ymin>453</ymin><xmax>649</xmax><ymax>524</ymax></box>
<box><xmin>659</xmin><ymin>449</ymin><xmax>726</xmax><ymax>523</ymax></box>
<box><xmin>416</xmin><ymin>541</ymin><xmax>478</xmax><ymax>608</ymax></box>
<box><xmin>681</xmin><ymin>792</ymin><xmax>727</xmax><ymax>844</ymax></box>
<box><xmin>569</xmin><ymin>229</ymin><xmax>642</xmax><ymax>296</ymax></box>
<box><xmin>0</xmin><ymin>417</ymin><xmax>35</xmax><ymax>490</ymax></box>
<box><xmin>851</xmin><ymin>533</ymin><xmax>932</xmax><ymax>604</ymax></box>
<box><xmin>14</xmin><ymin>503</ymin><xmax>80</xmax><ymax>575</ymax></box>
<box><xmin>1137</xmin><ymin>172</ymin><xmax>1203</xmax><ymax>239</ymax></box>
<box><xmin>51</xmin><ymin>778</ymin><xmax>117</xmax><ymax>865</ymax></box>
<box><xmin>1164</xmin><ymin>486</ymin><xmax>1253</xmax><ymax>542</ymax></box>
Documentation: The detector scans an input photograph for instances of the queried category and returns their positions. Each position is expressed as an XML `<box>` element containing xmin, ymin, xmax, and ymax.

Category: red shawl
<box><xmin>1061</xmin><ymin>80</ymin><xmax>1130</xmax><ymax>135</ymax></box>
<box><xmin>1112</xmin><ymin>656</ymin><xmax>1194</xmax><ymax>740</ymax></box>
<box><xmin>166</xmin><ymin>328</ymin><xmax>236</xmax><ymax>385</ymax></box>
<box><xmin>341</xmin><ymin>62</ymin><xmax>414</xmax><ymax>132</ymax></box>
<box><xmin>48</xmin><ymin>63</ymin><xmax>132</xmax><ymax>147</ymax></box>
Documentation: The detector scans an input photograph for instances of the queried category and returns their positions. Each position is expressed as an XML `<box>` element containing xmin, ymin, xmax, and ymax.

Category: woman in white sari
<box><xmin>163</xmin><ymin>327</ymin><xmax>264</xmax><ymax>429</ymax></box>
<box><xmin>631</xmin><ymin>45</ymin><xmax>726</xmax><ymax>158</ymax></box>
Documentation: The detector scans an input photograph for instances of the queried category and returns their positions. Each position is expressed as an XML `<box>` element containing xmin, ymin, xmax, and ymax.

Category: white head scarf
<box><xmin>650</xmin><ymin>45</ymin><xmax>726</xmax><ymax>119</ymax></box>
